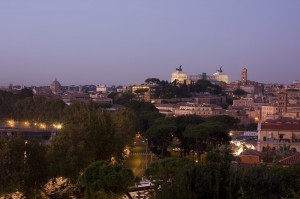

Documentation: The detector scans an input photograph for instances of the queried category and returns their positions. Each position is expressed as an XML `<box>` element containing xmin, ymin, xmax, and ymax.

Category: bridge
<box><xmin>0</xmin><ymin>128</ymin><xmax>57</xmax><ymax>144</ymax></box>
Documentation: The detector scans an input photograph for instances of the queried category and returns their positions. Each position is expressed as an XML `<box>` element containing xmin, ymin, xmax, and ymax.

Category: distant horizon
<box><xmin>1</xmin><ymin>1</ymin><xmax>299</xmax><ymax>87</ymax></box>
<box><xmin>2</xmin><ymin>65</ymin><xmax>298</xmax><ymax>88</ymax></box>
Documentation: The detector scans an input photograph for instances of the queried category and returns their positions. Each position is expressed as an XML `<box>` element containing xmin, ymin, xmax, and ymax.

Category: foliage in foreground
<box><xmin>146</xmin><ymin>149</ymin><xmax>300</xmax><ymax>199</ymax></box>
<box><xmin>80</xmin><ymin>161</ymin><xmax>135</xmax><ymax>199</ymax></box>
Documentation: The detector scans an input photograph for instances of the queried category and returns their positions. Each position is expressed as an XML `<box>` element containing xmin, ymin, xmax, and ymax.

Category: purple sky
<box><xmin>1</xmin><ymin>1</ymin><xmax>300</xmax><ymax>86</ymax></box>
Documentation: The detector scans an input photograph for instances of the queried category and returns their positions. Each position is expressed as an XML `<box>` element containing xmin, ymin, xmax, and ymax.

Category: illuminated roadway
<box><xmin>125</xmin><ymin>137</ymin><xmax>156</xmax><ymax>177</ymax></box>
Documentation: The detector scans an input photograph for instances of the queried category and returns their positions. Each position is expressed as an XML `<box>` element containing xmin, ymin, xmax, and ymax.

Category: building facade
<box><xmin>257</xmin><ymin>119</ymin><xmax>300</xmax><ymax>152</ymax></box>
<box><xmin>174</xmin><ymin>103</ymin><xmax>224</xmax><ymax>117</ymax></box>
<box><xmin>241</xmin><ymin>66</ymin><xmax>248</xmax><ymax>83</ymax></box>
<box><xmin>170</xmin><ymin>65</ymin><xmax>230</xmax><ymax>84</ymax></box>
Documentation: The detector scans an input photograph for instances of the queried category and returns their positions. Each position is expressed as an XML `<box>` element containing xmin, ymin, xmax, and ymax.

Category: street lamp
<box><xmin>143</xmin><ymin>139</ymin><xmax>153</xmax><ymax>170</ymax></box>
<box><xmin>7</xmin><ymin>119</ymin><xmax>15</xmax><ymax>128</ymax></box>
<box><xmin>145</xmin><ymin>139</ymin><xmax>148</xmax><ymax>170</ymax></box>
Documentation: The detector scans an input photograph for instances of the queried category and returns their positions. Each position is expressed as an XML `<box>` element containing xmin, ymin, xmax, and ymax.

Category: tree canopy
<box><xmin>47</xmin><ymin>102</ymin><xmax>124</xmax><ymax>181</ymax></box>
<box><xmin>146</xmin><ymin>117</ymin><xmax>176</xmax><ymax>158</ymax></box>
<box><xmin>145</xmin><ymin>146</ymin><xmax>300</xmax><ymax>199</ymax></box>
<box><xmin>233</xmin><ymin>88</ymin><xmax>247</xmax><ymax>98</ymax></box>
<box><xmin>80</xmin><ymin>161</ymin><xmax>135</xmax><ymax>199</ymax></box>
<box><xmin>145</xmin><ymin>78</ymin><xmax>161</xmax><ymax>85</ymax></box>
<box><xmin>0</xmin><ymin>136</ymin><xmax>49</xmax><ymax>198</ymax></box>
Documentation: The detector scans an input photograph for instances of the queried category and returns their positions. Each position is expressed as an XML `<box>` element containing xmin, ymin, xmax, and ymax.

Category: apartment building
<box><xmin>174</xmin><ymin>103</ymin><xmax>224</xmax><ymax>117</ymax></box>
<box><xmin>257</xmin><ymin>119</ymin><xmax>300</xmax><ymax>152</ymax></box>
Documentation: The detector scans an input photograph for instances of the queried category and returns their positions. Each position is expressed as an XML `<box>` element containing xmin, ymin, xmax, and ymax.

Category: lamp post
<box><xmin>143</xmin><ymin>138</ymin><xmax>152</xmax><ymax>170</ymax></box>
<box><xmin>142</xmin><ymin>138</ymin><xmax>149</xmax><ymax>170</ymax></box>
<box><xmin>145</xmin><ymin>139</ymin><xmax>148</xmax><ymax>170</ymax></box>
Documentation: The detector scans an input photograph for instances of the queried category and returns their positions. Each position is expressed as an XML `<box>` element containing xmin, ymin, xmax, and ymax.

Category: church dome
<box><xmin>50</xmin><ymin>78</ymin><xmax>62</xmax><ymax>93</ymax></box>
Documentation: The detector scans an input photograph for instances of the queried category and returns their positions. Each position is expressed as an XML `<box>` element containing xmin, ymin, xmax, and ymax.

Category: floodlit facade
<box><xmin>257</xmin><ymin>119</ymin><xmax>300</xmax><ymax>152</ymax></box>
<box><xmin>171</xmin><ymin>70</ymin><xmax>188</xmax><ymax>84</ymax></box>
<box><xmin>211</xmin><ymin>68</ymin><xmax>230</xmax><ymax>84</ymax></box>
<box><xmin>170</xmin><ymin>65</ymin><xmax>230</xmax><ymax>84</ymax></box>
<box><xmin>261</xmin><ymin>105</ymin><xmax>279</xmax><ymax>122</ymax></box>
<box><xmin>132</xmin><ymin>84</ymin><xmax>157</xmax><ymax>102</ymax></box>
<box><xmin>96</xmin><ymin>84</ymin><xmax>108</xmax><ymax>93</ymax></box>
<box><xmin>174</xmin><ymin>103</ymin><xmax>224</xmax><ymax>117</ymax></box>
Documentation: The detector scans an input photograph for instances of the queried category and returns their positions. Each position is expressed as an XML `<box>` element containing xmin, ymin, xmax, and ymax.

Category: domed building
<box><xmin>211</xmin><ymin>67</ymin><xmax>230</xmax><ymax>84</ymax></box>
<box><xmin>171</xmin><ymin>65</ymin><xmax>188</xmax><ymax>84</ymax></box>
<box><xmin>50</xmin><ymin>78</ymin><xmax>62</xmax><ymax>93</ymax></box>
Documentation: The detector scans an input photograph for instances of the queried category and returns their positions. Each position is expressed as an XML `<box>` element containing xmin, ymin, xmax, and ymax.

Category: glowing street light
<box><xmin>56</xmin><ymin>124</ymin><xmax>62</xmax><ymax>129</ymax></box>
<box><xmin>39</xmin><ymin>123</ymin><xmax>46</xmax><ymax>129</ymax></box>
<box><xmin>23</xmin><ymin>121</ymin><xmax>30</xmax><ymax>127</ymax></box>
<box><xmin>53</xmin><ymin>123</ymin><xmax>63</xmax><ymax>130</ymax></box>
<box><xmin>7</xmin><ymin>119</ymin><xmax>15</xmax><ymax>128</ymax></box>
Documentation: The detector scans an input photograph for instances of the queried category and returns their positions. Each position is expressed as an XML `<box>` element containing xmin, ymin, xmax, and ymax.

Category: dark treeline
<box><xmin>145</xmin><ymin>114</ymin><xmax>239</xmax><ymax>159</ymax></box>
<box><xmin>145</xmin><ymin>79</ymin><xmax>224</xmax><ymax>99</ymax></box>
<box><xmin>0</xmin><ymin>89</ymin><xmax>65</xmax><ymax>122</ymax></box>
<box><xmin>144</xmin><ymin>114</ymin><xmax>300</xmax><ymax>199</ymax></box>
<box><xmin>108</xmin><ymin>79</ymin><xmax>228</xmax><ymax>105</ymax></box>
<box><xmin>0</xmin><ymin>89</ymin><xmax>161</xmax><ymax>198</ymax></box>
<box><xmin>146</xmin><ymin>150</ymin><xmax>300</xmax><ymax>199</ymax></box>
<box><xmin>1</xmin><ymin>89</ymin><xmax>299</xmax><ymax>198</ymax></box>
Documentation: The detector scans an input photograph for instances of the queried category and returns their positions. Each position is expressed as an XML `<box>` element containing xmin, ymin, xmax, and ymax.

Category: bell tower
<box><xmin>241</xmin><ymin>66</ymin><xmax>247</xmax><ymax>83</ymax></box>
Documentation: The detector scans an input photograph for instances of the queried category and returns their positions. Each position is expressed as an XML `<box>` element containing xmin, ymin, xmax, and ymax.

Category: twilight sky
<box><xmin>0</xmin><ymin>0</ymin><xmax>300</xmax><ymax>86</ymax></box>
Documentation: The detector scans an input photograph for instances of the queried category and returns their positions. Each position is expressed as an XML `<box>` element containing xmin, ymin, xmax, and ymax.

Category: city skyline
<box><xmin>1</xmin><ymin>1</ymin><xmax>300</xmax><ymax>86</ymax></box>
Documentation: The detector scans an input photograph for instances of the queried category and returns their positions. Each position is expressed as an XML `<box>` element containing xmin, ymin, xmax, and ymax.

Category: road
<box><xmin>125</xmin><ymin>137</ymin><xmax>156</xmax><ymax>177</ymax></box>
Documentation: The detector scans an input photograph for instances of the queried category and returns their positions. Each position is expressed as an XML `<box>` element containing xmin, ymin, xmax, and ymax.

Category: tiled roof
<box><xmin>261</xmin><ymin>123</ymin><xmax>300</xmax><ymax>131</ymax></box>
<box><xmin>239</xmin><ymin>149</ymin><xmax>261</xmax><ymax>156</ymax></box>
<box><xmin>279</xmin><ymin>153</ymin><xmax>300</xmax><ymax>165</ymax></box>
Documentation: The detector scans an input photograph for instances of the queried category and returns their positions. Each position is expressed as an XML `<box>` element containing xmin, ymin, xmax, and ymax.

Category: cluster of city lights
<box><xmin>4</xmin><ymin>119</ymin><xmax>63</xmax><ymax>130</ymax></box>
<box><xmin>230</xmin><ymin>140</ymin><xmax>255</xmax><ymax>156</ymax></box>
<box><xmin>52</xmin><ymin>123</ymin><xmax>63</xmax><ymax>129</ymax></box>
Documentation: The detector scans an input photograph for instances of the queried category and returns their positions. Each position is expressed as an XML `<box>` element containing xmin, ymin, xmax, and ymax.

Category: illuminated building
<box><xmin>174</xmin><ymin>103</ymin><xmax>224</xmax><ymax>117</ymax></box>
<box><xmin>257</xmin><ymin>119</ymin><xmax>300</xmax><ymax>152</ymax></box>
<box><xmin>131</xmin><ymin>84</ymin><xmax>157</xmax><ymax>102</ymax></box>
<box><xmin>211</xmin><ymin>66</ymin><xmax>230</xmax><ymax>84</ymax></box>
<box><xmin>171</xmin><ymin>65</ymin><xmax>188</xmax><ymax>84</ymax></box>
<box><xmin>171</xmin><ymin>65</ymin><xmax>230</xmax><ymax>84</ymax></box>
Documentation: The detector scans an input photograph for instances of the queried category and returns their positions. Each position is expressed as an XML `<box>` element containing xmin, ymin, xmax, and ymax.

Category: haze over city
<box><xmin>1</xmin><ymin>0</ymin><xmax>300</xmax><ymax>86</ymax></box>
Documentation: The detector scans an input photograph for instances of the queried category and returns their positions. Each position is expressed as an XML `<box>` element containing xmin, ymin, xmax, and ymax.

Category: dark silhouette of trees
<box><xmin>47</xmin><ymin>102</ymin><xmax>122</xmax><ymax>181</ymax></box>
<box><xmin>80</xmin><ymin>161</ymin><xmax>135</xmax><ymax>199</ymax></box>
<box><xmin>183</xmin><ymin>121</ymin><xmax>230</xmax><ymax>160</ymax></box>
<box><xmin>15</xmin><ymin>88</ymin><xmax>33</xmax><ymax>99</ymax></box>
<box><xmin>146</xmin><ymin>148</ymin><xmax>234</xmax><ymax>199</ymax></box>
<box><xmin>174</xmin><ymin>115</ymin><xmax>205</xmax><ymax>156</ymax></box>
<box><xmin>233</xmin><ymin>88</ymin><xmax>247</xmax><ymax>99</ymax></box>
<box><xmin>146</xmin><ymin>147</ymin><xmax>300</xmax><ymax>199</ymax></box>
<box><xmin>190</xmin><ymin>80</ymin><xmax>223</xmax><ymax>95</ymax></box>
<box><xmin>12</xmin><ymin>96</ymin><xmax>66</xmax><ymax>121</ymax></box>
<box><xmin>110</xmin><ymin>107</ymin><xmax>139</xmax><ymax>147</ymax></box>
<box><xmin>0</xmin><ymin>136</ymin><xmax>49</xmax><ymax>198</ymax></box>
<box><xmin>145</xmin><ymin>78</ymin><xmax>161</xmax><ymax>85</ymax></box>
<box><xmin>207</xmin><ymin>115</ymin><xmax>240</xmax><ymax>130</ymax></box>
<box><xmin>124</xmin><ymin>100</ymin><xmax>163</xmax><ymax>134</ymax></box>
<box><xmin>146</xmin><ymin>117</ymin><xmax>176</xmax><ymax>158</ymax></box>
<box><xmin>108</xmin><ymin>92</ymin><xmax>135</xmax><ymax>105</ymax></box>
